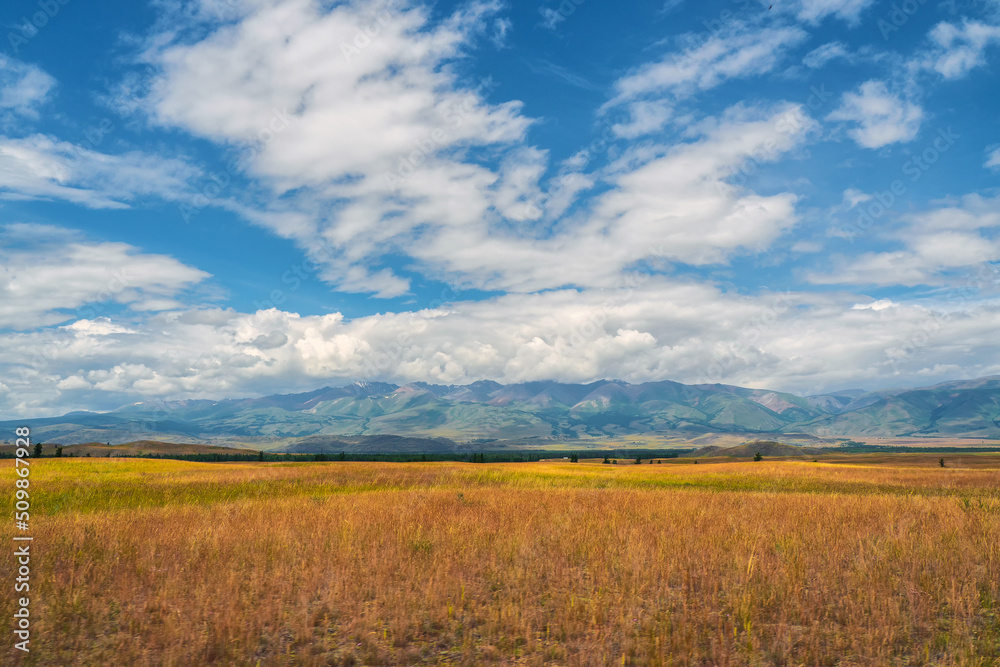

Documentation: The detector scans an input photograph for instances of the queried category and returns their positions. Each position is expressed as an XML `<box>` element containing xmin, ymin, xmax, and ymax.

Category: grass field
<box><xmin>4</xmin><ymin>455</ymin><xmax>1000</xmax><ymax>665</ymax></box>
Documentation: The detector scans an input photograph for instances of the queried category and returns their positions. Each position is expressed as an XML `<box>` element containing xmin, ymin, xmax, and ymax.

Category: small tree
<box><xmin>55</xmin><ymin>445</ymin><xmax>63</xmax><ymax>457</ymax></box>
<box><xmin>570</xmin><ymin>453</ymin><xmax>579</xmax><ymax>463</ymax></box>
<box><xmin>754</xmin><ymin>452</ymin><xmax>763</xmax><ymax>461</ymax></box>
<box><xmin>635</xmin><ymin>457</ymin><xmax>642</xmax><ymax>465</ymax></box>
<box><xmin>258</xmin><ymin>450</ymin><xmax>265</xmax><ymax>462</ymax></box>
<box><xmin>939</xmin><ymin>458</ymin><xmax>945</xmax><ymax>468</ymax></box>
<box><xmin>32</xmin><ymin>442</ymin><xmax>42</xmax><ymax>458</ymax></box>
<box><xmin>611</xmin><ymin>459</ymin><xmax>618</xmax><ymax>465</ymax></box>
<box><xmin>603</xmin><ymin>455</ymin><xmax>610</xmax><ymax>464</ymax></box>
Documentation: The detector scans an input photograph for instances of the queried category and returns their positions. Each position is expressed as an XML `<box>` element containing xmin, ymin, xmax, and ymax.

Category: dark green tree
<box><xmin>753</xmin><ymin>452</ymin><xmax>763</xmax><ymax>461</ymax></box>
<box><xmin>32</xmin><ymin>442</ymin><xmax>42</xmax><ymax>458</ymax></box>
<box><xmin>939</xmin><ymin>458</ymin><xmax>945</xmax><ymax>468</ymax></box>
<box><xmin>634</xmin><ymin>456</ymin><xmax>641</xmax><ymax>465</ymax></box>
<box><xmin>258</xmin><ymin>450</ymin><xmax>265</xmax><ymax>462</ymax></box>
<box><xmin>570</xmin><ymin>453</ymin><xmax>579</xmax><ymax>463</ymax></box>
<box><xmin>603</xmin><ymin>456</ymin><xmax>610</xmax><ymax>464</ymax></box>
<box><xmin>54</xmin><ymin>446</ymin><xmax>63</xmax><ymax>457</ymax></box>
<box><xmin>338</xmin><ymin>451</ymin><xmax>347</xmax><ymax>461</ymax></box>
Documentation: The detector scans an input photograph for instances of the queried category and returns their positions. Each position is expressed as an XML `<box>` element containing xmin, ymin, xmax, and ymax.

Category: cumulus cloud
<box><xmin>923</xmin><ymin>19</ymin><xmax>1000</xmax><ymax>79</ymax></box>
<box><xmin>0</xmin><ymin>224</ymin><xmax>211</xmax><ymax>329</ymax></box>
<box><xmin>5</xmin><ymin>277</ymin><xmax>1000</xmax><ymax>418</ymax></box>
<box><xmin>826</xmin><ymin>80</ymin><xmax>923</xmax><ymax>149</ymax></box>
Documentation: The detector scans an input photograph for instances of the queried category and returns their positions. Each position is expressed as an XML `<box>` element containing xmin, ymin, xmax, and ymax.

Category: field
<box><xmin>4</xmin><ymin>454</ymin><xmax>1000</xmax><ymax>665</ymax></box>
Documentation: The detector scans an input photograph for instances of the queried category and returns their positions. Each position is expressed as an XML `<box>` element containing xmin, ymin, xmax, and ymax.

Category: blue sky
<box><xmin>1</xmin><ymin>0</ymin><xmax>999</xmax><ymax>417</ymax></box>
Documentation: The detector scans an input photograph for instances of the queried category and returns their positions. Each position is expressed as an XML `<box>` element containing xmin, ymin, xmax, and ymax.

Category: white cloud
<box><xmin>803</xmin><ymin>41</ymin><xmax>851</xmax><ymax>68</ymax></box>
<box><xmin>791</xmin><ymin>0</ymin><xmax>875</xmax><ymax>25</ymax></box>
<box><xmin>809</xmin><ymin>195</ymin><xmax>1000</xmax><ymax>286</ymax></box>
<box><xmin>986</xmin><ymin>147</ymin><xmax>1000</xmax><ymax>168</ymax></box>
<box><xmin>538</xmin><ymin>6</ymin><xmax>566</xmax><ymax>30</ymax></box>
<box><xmin>610</xmin><ymin>25</ymin><xmax>808</xmax><ymax>104</ymax></box>
<box><xmin>401</xmin><ymin>103</ymin><xmax>816</xmax><ymax>293</ymax></box>
<box><xmin>0</xmin><ymin>134</ymin><xmax>200</xmax><ymax>208</ymax></box>
<box><xmin>142</xmin><ymin>0</ymin><xmax>531</xmax><ymax>296</ymax></box>
<box><xmin>6</xmin><ymin>278</ymin><xmax>1000</xmax><ymax>418</ymax></box>
<box><xmin>136</xmin><ymin>1</ymin><xmax>814</xmax><ymax>298</ymax></box>
<box><xmin>826</xmin><ymin>80</ymin><xmax>923</xmax><ymax>149</ymax></box>
<box><xmin>852</xmin><ymin>299</ymin><xmax>895</xmax><ymax>311</ymax></box>
<box><xmin>601</xmin><ymin>23</ymin><xmax>807</xmax><ymax>140</ymax></box>
<box><xmin>0</xmin><ymin>224</ymin><xmax>211</xmax><ymax>329</ymax></box>
<box><xmin>924</xmin><ymin>20</ymin><xmax>1000</xmax><ymax>79</ymax></box>
<box><xmin>0</xmin><ymin>55</ymin><xmax>55</xmax><ymax>119</ymax></box>
<box><xmin>611</xmin><ymin>100</ymin><xmax>673</xmax><ymax>139</ymax></box>
<box><xmin>842</xmin><ymin>188</ymin><xmax>873</xmax><ymax>208</ymax></box>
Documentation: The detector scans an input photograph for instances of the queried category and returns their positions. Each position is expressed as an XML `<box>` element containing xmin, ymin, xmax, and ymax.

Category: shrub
<box><xmin>754</xmin><ymin>452</ymin><xmax>763</xmax><ymax>462</ymax></box>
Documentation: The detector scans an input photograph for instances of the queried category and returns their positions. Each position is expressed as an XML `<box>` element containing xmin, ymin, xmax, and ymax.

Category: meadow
<box><xmin>4</xmin><ymin>454</ymin><xmax>1000</xmax><ymax>665</ymax></box>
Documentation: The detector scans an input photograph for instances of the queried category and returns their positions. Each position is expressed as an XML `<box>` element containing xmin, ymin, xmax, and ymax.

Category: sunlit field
<box><xmin>5</xmin><ymin>455</ymin><xmax>1000</xmax><ymax>666</ymax></box>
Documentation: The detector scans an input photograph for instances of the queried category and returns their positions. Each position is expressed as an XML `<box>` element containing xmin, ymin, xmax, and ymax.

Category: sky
<box><xmin>1</xmin><ymin>0</ymin><xmax>999</xmax><ymax>418</ymax></box>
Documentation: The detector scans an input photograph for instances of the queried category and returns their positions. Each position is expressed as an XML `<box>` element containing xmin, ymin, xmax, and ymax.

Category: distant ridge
<box><xmin>4</xmin><ymin>376</ymin><xmax>999</xmax><ymax>445</ymax></box>
<box><xmin>686</xmin><ymin>440</ymin><xmax>822</xmax><ymax>458</ymax></box>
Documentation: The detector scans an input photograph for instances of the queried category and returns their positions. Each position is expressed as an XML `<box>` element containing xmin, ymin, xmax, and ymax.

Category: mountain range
<box><xmin>6</xmin><ymin>376</ymin><xmax>1000</xmax><ymax>447</ymax></box>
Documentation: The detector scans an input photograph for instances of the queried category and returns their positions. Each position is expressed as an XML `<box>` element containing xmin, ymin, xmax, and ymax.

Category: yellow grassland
<box><xmin>3</xmin><ymin>456</ymin><xmax>999</xmax><ymax>665</ymax></box>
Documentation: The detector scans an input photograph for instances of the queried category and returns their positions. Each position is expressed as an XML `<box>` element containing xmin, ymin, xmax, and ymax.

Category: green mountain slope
<box><xmin>5</xmin><ymin>376</ymin><xmax>999</xmax><ymax>445</ymax></box>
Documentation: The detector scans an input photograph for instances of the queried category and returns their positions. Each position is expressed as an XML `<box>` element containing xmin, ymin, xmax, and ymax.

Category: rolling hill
<box><xmin>686</xmin><ymin>440</ymin><xmax>823</xmax><ymax>458</ymax></box>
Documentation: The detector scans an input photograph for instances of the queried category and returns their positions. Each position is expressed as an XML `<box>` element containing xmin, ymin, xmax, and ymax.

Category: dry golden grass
<box><xmin>4</xmin><ymin>456</ymin><xmax>1000</xmax><ymax>665</ymax></box>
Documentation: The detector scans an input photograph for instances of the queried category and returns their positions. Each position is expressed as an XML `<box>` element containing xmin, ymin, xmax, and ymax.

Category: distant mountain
<box><xmin>5</xmin><ymin>376</ymin><xmax>1000</xmax><ymax>445</ymax></box>
<box><xmin>798</xmin><ymin>377</ymin><xmax>1000</xmax><ymax>437</ymax></box>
